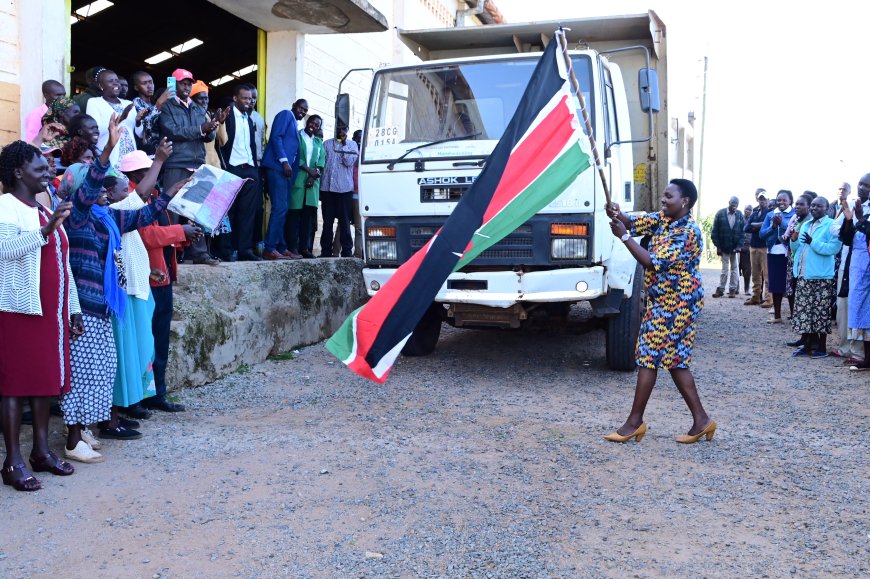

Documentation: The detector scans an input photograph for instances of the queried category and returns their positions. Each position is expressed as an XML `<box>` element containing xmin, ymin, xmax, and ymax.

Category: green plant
<box><xmin>236</xmin><ymin>362</ymin><xmax>250</xmax><ymax>374</ymax></box>
<box><xmin>268</xmin><ymin>351</ymin><xmax>296</xmax><ymax>362</ymax></box>
<box><xmin>698</xmin><ymin>214</ymin><xmax>716</xmax><ymax>263</ymax></box>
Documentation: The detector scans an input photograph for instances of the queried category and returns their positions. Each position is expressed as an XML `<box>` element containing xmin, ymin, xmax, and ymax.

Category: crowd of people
<box><xmin>1</xmin><ymin>67</ymin><xmax>361</xmax><ymax>491</ymax></box>
<box><xmin>711</xmin><ymin>183</ymin><xmax>870</xmax><ymax>367</ymax></box>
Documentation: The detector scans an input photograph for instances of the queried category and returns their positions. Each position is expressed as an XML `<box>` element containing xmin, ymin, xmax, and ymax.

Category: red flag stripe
<box><xmin>348</xmin><ymin>236</ymin><xmax>435</xmax><ymax>365</ymax></box>
<box><xmin>482</xmin><ymin>94</ymin><xmax>576</xmax><ymax>222</ymax></box>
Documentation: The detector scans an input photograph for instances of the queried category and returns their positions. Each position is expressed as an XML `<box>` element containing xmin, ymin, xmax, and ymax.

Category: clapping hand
<box><xmin>40</xmin><ymin>201</ymin><xmax>72</xmax><ymax>238</ymax></box>
<box><xmin>106</xmin><ymin>113</ymin><xmax>122</xmax><ymax>151</ymax></box>
<box><xmin>855</xmin><ymin>200</ymin><xmax>865</xmax><ymax>221</ymax></box>
<box><xmin>70</xmin><ymin>313</ymin><xmax>85</xmax><ymax>337</ymax></box>
<box><xmin>801</xmin><ymin>232</ymin><xmax>813</xmax><ymax>245</ymax></box>
<box><xmin>214</xmin><ymin>106</ymin><xmax>231</xmax><ymax>125</ymax></box>
<box><xmin>121</xmin><ymin>103</ymin><xmax>135</xmax><ymax>120</ymax></box>
<box><xmin>36</xmin><ymin>122</ymin><xmax>66</xmax><ymax>144</ymax></box>
<box><xmin>135</xmin><ymin>106</ymin><xmax>149</xmax><ymax>125</ymax></box>
<box><xmin>155</xmin><ymin>137</ymin><xmax>173</xmax><ymax>162</ymax></box>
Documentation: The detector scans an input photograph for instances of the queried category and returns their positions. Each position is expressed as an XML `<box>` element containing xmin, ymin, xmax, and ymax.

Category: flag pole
<box><xmin>555</xmin><ymin>28</ymin><xmax>612</xmax><ymax>208</ymax></box>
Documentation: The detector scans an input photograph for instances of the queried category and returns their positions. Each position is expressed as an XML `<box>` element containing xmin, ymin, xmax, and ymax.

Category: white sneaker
<box><xmin>64</xmin><ymin>440</ymin><xmax>104</xmax><ymax>464</ymax></box>
<box><xmin>81</xmin><ymin>428</ymin><xmax>102</xmax><ymax>450</ymax></box>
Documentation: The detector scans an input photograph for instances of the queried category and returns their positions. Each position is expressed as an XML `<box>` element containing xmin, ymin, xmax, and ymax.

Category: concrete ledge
<box><xmin>167</xmin><ymin>259</ymin><xmax>367</xmax><ymax>389</ymax></box>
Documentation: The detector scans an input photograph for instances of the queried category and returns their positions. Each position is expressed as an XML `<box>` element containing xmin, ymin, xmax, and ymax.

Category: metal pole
<box><xmin>556</xmin><ymin>29</ymin><xmax>611</xmax><ymax>208</ymax></box>
<box><xmin>696</xmin><ymin>55</ymin><xmax>708</xmax><ymax>218</ymax></box>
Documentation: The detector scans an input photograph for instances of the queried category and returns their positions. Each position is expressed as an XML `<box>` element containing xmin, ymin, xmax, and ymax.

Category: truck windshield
<box><xmin>364</xmin><ymin>54</ymin><xmax>593</xmax><ymax>164</ymax></box>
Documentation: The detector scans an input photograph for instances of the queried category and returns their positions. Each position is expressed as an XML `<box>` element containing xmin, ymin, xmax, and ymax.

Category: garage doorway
<box><xmin>70</xmin><ymin>0</ymin><xmax>259</xmax><ymax>108</ymax></box>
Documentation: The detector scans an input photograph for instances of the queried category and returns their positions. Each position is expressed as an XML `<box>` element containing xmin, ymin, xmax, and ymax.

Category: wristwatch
<box><xmin>620</xmin><ymin>233</ymin><xmax>631</xmax><ymax>243</ymax></box>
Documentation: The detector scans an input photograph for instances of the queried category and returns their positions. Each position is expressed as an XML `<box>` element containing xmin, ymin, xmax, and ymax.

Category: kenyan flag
<box><xmin>326</xmin><ymin>38</ymin><xmax>591</xmax><ymax>383</ymax></box>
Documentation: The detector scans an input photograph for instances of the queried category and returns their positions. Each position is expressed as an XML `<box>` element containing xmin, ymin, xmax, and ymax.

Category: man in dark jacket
<box><xmin>711</xmin><ymin>196</ymin><xmax>745</xmax><ymax>297</ymax></box>
<box><xmin>156</xmin><ymin>68</ymin><xmax>226</xmax><ymax>265</ymax></box>
<box><xmin>216</xmin><ymin>84</ymin><xmax>262</xmax><ymax>261</ymax></box>
<box><xmin>743</xmin><ymin>189</ymin><xmax>770</xmax><ymax>304</ymax></box>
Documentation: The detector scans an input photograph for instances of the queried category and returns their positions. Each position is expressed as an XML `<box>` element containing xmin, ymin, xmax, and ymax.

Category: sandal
<box><xmin>29</xmin><ymin>451</ymin><xmax>75</xmax><ymax>476</ymax></box>
<box><xmin>1</xmin><ymin>463</ymin><xmax>42</xmax><ymax>492</ymax></box>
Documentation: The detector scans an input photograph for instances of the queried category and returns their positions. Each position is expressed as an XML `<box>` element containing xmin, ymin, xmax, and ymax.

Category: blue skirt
<box><xmin>111</xmin><ymin>293</ymin><xmax>156</xmax><ymax>407</ymax></box>
<box><xmin>767</xmin><ymin>253</ymin><xmax>788</xmax><ymax>294</ymax></box>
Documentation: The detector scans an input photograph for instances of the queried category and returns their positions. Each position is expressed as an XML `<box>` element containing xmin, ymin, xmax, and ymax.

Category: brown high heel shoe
<box><xmin>604</xmin><ymin>422</ymin><xmax>647</xmax><ymax>443</ymax></box>
<box><xmin>676</xmin><ymin>421</ymin><xmax>717</xmax><ymax>444</ymax></box>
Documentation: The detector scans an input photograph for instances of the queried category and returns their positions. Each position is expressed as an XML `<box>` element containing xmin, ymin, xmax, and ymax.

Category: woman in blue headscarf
<box><xmin>61</xmin><ymin>114</ymin><xmax>186</xmax><ymax>464</ymax></box>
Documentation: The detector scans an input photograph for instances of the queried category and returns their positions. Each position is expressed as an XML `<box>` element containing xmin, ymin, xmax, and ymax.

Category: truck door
<box><xmin>601</xmin><ymin>62</ymin><xmax>634</xmax><ymax>211</ymax></box>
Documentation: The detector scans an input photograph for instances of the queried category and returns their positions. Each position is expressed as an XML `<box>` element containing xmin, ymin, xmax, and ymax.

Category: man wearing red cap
<box><xmin>156</xmin><ymin>69</ymin><xmax>228</xmax><ymax>265</ymax></box>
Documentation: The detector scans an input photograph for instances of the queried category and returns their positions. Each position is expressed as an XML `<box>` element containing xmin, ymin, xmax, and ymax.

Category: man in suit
<box><xmin>216</xmin><ymin>84</ymin><xmax>262</xmax><ymax>261</ymax></box>
<box><xmin>262</xmin><ymin>98</ymin><xmax>308</xmax><ymax>259</ymax></box>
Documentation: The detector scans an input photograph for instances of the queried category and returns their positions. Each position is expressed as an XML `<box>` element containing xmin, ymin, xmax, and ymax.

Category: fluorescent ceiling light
<box><xmin>73</xmin><ymin>0</ymin><xmax>114</xmax><ymax>19</ymax></box>
<box><xmin>210</xmin><ymin>65</ymin><xmax>258</xmax><ymax>87</ymax></box>
<box><xmin>210</xmin><ymin>75</ymin><xmax>235</xmax><ymax>87</ymax></box>
<box><xmin>144</xmin><ymin>51</ymin><xmax>173</xmax><ymax>65</ymax></box>
<box><xmin>233</xmin><ymin>64</ymin><xmax>258</xmax><ymax>77</ymax></box>
<box><xmin>170</xmin><ymin>38</ymin><xmax>204</xmax><ymax>54</ymax></box>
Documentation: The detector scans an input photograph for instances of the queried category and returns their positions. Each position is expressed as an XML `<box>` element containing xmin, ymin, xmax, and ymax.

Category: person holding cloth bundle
<box><xmin>603</xmin><ymin>179</ymin><xmax>715</xmax><ymax>445</ymax></box>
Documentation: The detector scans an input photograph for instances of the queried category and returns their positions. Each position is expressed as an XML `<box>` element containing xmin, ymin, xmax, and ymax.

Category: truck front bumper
<box><xmin>362</xmin><ymin>266</ymin><xmax>606</xmax><ymax>308</ymax></box>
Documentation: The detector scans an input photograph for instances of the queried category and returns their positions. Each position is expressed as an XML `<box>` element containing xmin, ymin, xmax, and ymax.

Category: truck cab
<box><xmin>351</xmin><ymin>13</ymin><xmax>668</xmax><ymax>370</ymax></box>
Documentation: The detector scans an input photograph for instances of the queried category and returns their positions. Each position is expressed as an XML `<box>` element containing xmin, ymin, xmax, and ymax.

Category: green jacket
<box><xmin>290</xmin><ymin>131</ymin><xmax>325</xmax><ymax>210</ymax></box>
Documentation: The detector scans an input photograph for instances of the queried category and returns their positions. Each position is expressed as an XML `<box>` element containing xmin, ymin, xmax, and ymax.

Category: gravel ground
<box><xmin>1</xmin><ymin>269</ymin><xmax>867</xmax><ymax>578</ymax></box>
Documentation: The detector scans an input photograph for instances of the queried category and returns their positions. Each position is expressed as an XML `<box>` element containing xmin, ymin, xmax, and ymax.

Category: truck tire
<box><xmin>401</xmin><ymin>303</ymin><xmax>443</xmax><ymax>357</ymax></box>
<box><xmin>606</xmin><ymin>264</ymin><xmax>646</xmax><ymax>371</ymax></box>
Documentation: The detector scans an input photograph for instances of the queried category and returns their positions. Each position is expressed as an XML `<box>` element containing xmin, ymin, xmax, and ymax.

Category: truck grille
<box><xmin>410</xmin><ymin>225</ymin><xmax>533</xmax><ymax>259</ymax></box>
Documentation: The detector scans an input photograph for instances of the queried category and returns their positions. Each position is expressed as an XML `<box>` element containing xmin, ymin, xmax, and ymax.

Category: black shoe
<box><xmin>237</xmin><ymin>251</ymin><xmax>263</xmax><ymax>262</ymax></box>
<box><xmin>786</xmin><ymin>339</ymin><xmax>804</xmax><ymax>347</ymax></box>
<box><xmin>99</xmin><ymin>425</ymin><xmax>142</xmax><ymax>440</ymax></box>
<box><xmin>142</xmin><ymin>398</ymin><xmax>186</xmax><ymax>412</ymax></box>
<box><xmin>119</xmin><ymin>416</ymin><xmax>141</xmax><ymax>428</ymax></box>
<box><xmin>300</xmin><ymin>250</ymin><xmax>315</xmax><ymax>259</ymax></box>
<box><xmin>123</xmin><ymin>403</ymin><xmax>152</xmax><ymax>420</ymax></box>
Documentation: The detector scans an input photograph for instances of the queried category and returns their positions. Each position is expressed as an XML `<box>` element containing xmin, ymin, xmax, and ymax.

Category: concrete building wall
<box><xmin>0</xmin><ymin>0</ymin><xmax>21</xmax><ymax>144</ymax></box>
<box><xmin>1</xmin><ymin>0</ymin><xmax>69</xmax><ymax>144</ymax></box>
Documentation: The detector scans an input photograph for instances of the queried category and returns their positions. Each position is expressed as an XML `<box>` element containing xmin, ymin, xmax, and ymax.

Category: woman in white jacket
<box><xmin>0</xmin><ymin>141</ymin><xmax>84</xmax><ymax>491</ymax></box>
<box><xmin>86</xmin><ymin>69</ymin><xmax>144</xmax><ymax>166</ymax></box>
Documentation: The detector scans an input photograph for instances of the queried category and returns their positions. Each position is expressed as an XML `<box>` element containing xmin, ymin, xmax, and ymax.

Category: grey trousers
<box><xmin>718</xmin><ymin>251</ymin><xmax>739</xmax><ymax>293</ymax></box>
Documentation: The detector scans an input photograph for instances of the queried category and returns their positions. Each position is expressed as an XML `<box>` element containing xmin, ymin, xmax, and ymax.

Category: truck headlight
<box><xmin>551</xmin><ymin>238</ymin><xmax>588</xmax><ymax>259</ymax></box>
<box><xmin>367</xmin><ymin>240</ymin><xmax>397</xmax><ymax>261</ymax></box>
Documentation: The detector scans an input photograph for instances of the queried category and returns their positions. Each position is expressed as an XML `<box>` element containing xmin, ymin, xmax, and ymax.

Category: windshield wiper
<box><xmin>386</xmin><ymin>132</ymin><xmax>482</xmax><ymax>170</ymax></box>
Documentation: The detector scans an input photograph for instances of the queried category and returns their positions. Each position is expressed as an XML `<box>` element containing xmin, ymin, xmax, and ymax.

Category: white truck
<box><xmin>340</xmin><ymin>12</ymin><xmax>672</xmax><ymax>370</ymax></box>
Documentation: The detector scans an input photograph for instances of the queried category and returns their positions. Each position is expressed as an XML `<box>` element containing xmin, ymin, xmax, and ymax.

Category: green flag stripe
<box><xmin>455</xmin><ymin>142</ymin><xmax>590</xmax><ymax>269</ymax></box>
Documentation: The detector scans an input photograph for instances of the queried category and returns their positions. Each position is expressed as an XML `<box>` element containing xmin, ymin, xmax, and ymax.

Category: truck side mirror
<box><xmin>638</xmin><ymin>69</ymin><xmax>660</xmax><ymax>113</ymax></box>
<box><xmin>335</xmin><ymin>94</ymin><xmax>351</xmax><ymax>132</ymax></box>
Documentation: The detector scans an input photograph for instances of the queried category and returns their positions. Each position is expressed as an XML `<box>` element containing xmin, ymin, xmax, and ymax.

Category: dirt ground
<box><xmin>1</xmin><ymin>269</ymin><xmax>867</xmax><ymax>578</ymax></box>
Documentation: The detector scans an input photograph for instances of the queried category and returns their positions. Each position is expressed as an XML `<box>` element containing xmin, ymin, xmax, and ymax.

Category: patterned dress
<box><xmin>630</xmin><ymin>211</ymin><xmax>705</xmax><ymax>369</ymax></box>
